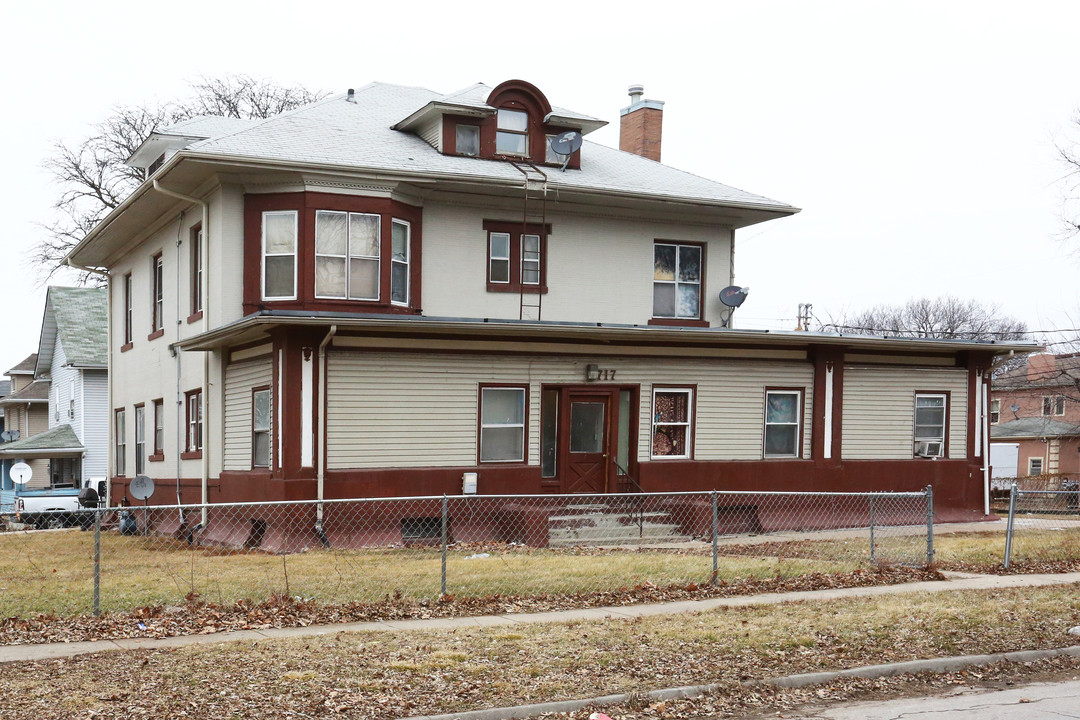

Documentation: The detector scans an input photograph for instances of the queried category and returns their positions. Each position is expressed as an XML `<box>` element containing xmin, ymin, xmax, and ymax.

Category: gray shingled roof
<box><xmin>186</xmin><ymin>83</ymin><xmax>795</xmax><ymax>211</ymax></box>
<box><xmin>0</xmin><ymin>423</ymin><xmax>83</xmax><ymax>455</ymax></box>
<box><xmin>37</xmin><ymin>287</ymin><xmax>107</xmax><ymax>372</ymax></box>
<box><xmin>6</xmin><ymin>354</ymin><xmax>37</xmax><ymax>376</ymax></box>
<box><xmin>991</xmin><ymin>417</ymin><xmax>1080</xmax><ymax>438</ymax></box>
<box><xmin>160</xmin><ymin>115</ymin><xmax>257</xmax><ymax>138</ymax></box>
<box><xmin>0</xmin><ymin>379</ymin><xmax>49</xmax><ymax>404</ymax></box>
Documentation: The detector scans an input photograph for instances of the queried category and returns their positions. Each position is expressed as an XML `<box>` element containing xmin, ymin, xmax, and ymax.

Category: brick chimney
<box><xmin>619</xmin><ymin>84</ymin><xmax>664</xmax><ymax>162</ymax></box>
<box><xmin>1027</xmin><ymin>353</ymin><xmax>1055</xmax><ymax>382</ymax></box>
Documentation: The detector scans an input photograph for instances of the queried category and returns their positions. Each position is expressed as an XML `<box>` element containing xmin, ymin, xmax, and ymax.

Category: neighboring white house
<box><xmin>65</xmin><ymin>79</ymin><xmax>1034</xmax><ymax>532</ymax></box>
<box><xmin>0</xmin><ymin>287</ymin><xmax>108</xmax><ymax>489</ymax></box>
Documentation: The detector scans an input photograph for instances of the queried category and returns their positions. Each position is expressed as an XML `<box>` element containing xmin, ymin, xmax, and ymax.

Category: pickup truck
<box><xmin>11</xmin><ymin>479</ymin><xmax>106</xmax><ymax>529</ymax></box>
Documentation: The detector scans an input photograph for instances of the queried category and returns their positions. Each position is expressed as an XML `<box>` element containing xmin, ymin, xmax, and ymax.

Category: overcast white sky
<box><xmin>2</xmin><ymin>1</ymin><xmax>1079</xmax><ymax>374</ymax></box>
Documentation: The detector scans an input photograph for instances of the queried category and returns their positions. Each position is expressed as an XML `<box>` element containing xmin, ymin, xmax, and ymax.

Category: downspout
<box><xmin>151</xmin><ymin>180</ymin><xmax>210</xmax><ymax>526</ymax></box>
<box><xmin>981</xmin><ymin>381</ymin><xmax>991</xmax><ymax>517</ymax></box>
<box><xmin>64</xmin><ymin>258</ymin><xmax>111</xmax><ymax>505</ymax></box>
<box><xmin>315</xmin><ymin>324</ymin><xmax>337</xmax><ymax>547</ymax></box>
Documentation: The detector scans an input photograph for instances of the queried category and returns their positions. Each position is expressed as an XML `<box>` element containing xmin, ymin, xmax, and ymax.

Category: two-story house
<box><xmin>991</xmin><ymin>353</ymin><xmax>1080</xmax><ymax>481</ymax></box>
<box><xmin>66</xmin><ymin>79</ymin><xmax>1033</xmax><ymax>536</ymax></box>
<box><xmin>0</xmin><ymin>288</ymin><xmax>109</xmax><ymax>495</ymax></box>
<box><xmin>0</xmin><ymin>354</ymin><xmax>49</xmax><ymax>497</ymax></box>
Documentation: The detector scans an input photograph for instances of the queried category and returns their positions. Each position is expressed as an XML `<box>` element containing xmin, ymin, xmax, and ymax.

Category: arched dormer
<box><xmin>486</xmin><ymin>80</ymin><xmax>553</xmax><ymax>160</ymax></box>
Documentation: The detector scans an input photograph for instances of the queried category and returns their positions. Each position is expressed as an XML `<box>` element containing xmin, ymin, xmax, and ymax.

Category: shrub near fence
<box><xmin>0</xmin><ymin>490</ymin><xmax>933</xmax><ymax>618</ymax></box>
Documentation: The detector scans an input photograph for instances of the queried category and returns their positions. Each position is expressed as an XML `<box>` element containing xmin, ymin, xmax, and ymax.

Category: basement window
<box><xmin>401</xmin><ymin>516</ymin><xmax>442</xmax><ymax>541</ymax></box>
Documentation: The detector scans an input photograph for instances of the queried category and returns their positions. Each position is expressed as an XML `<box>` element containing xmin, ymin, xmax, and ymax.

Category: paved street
<box><xmin>779</xmin><ymin>679</ymin><xmax>1080</xmax><ymax>719</ymax></box>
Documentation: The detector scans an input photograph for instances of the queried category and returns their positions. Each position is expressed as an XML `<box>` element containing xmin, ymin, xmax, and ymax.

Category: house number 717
<box><xmin>585</xmin><ymin>364</ymin><xmax>617</xmax><ymax>382</ymax></box>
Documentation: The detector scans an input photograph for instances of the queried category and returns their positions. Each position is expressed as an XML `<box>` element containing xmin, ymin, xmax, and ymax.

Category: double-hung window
<box><xmin>190</xmin><ymin>225</ymin><xmax>203</xmax><ymax>318</ymax></box>
<box><xmin>134</xmin><ymin>404</ymin><xmax>145</xmax><ymax>476</ymax></box>
<box><xmin>485</xmin><ymin>222</ymin><xmax>546</xmax><ymax>291</ymax></box>
<box><xmin>151</xmin><ymin>253</ymin><xmax>164</xmax><ymax>335</ymax></box>
<box><xmin>185</xmin><ymin>389</ymin><xmax>203</xmax><ymax>454</ymax></box>
<box><xmin>764</xmin><ymin>389</ymin><xmax>802</xmax><ymax>458</ymax></box>
<box><xmin>115</xmin><ymin>409</ymin><xmax>126</xmax><ymax>476</ymax></box>
<box><xmin>252</xmin><ymin>388</ymin><xmax>271</xmax><ymax>468</ymax></box>
<box><xmin>989</xmin><ymin>399</ymin><xmax>1000</xmax><ymax>425</ymax></box>
<box><xmin>479</xmin><ymin>386</ymin><xmax>526</xmax><ymax>463</ymax></box>
<box><xmin>495</xmin><ymin>109</ymin><xmax>528</xmax><ymax>156</ymax></box>
<box><xmin>262</xmin><ymin>211</ymin><xmax>298</xmax><ymax>300</ymax></box>
<box><xmin>653</xmin><ymin>242</ymin><xmax>702</xmax><ymax>320</ymax></box>
<box><xmin>1043</xmin><ymin>395</ymin><xmax>1065</xmax><ymax>416</ymax></box>
<box><xmin>152</xmin><ymin>399</ymin><xmax>164</xmax><ymax>459</ymax></box>
<box><xmin>391</xmin><ymin>219</ymin><xmax>410</xmax><ymax>305</ymax></box>
<box><xmin>651</xmin><ymin>388</ymin><xmax>693</xmax><ymax>459</ymax></box>
<box><xmin>489</xmin><ymin>233</ymin><xmax>511</xmax><ymax>284</ymax></box>
<box><xmin>315</xmin><ymin>211</ymin><xmax>380</xmax><ymax>300</ymax></box>
<box><xmin>122</xmin><ymin>273</ymin><xmax>133</xmax><ymax>347</ymax></box>
<box><xmin>914</xmin><ymin>393</ymin><xmax>946</xmax><ymax>457</ymax></box>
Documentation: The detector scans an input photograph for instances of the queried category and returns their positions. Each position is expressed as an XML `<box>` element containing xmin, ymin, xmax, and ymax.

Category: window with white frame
<box><xmin>186</xmin><ymin>389</ymin><xmax>203</xmax><ymax>453</ymax></box>
<box><xmin>495</xmin><ymin>108</ymin><xmax>528</xmax><ymax>155</ymax></box>
<box><xmin>990</xmin><ymin>399</ymin><xmax>1000</xmax><ymax>425</ymax></box>
<box><xmin>315</xmin><ymin>211</ymin><xmax>380</xmax><ymax>300</ymax></box>
<box><xmin>252</xmin><ymin>388</ymin><xmax>271</xmax><ymax>468</ymax></box>
<box><xmin>545</xmin><ymin>135</ymin><xmax>561</xmax><ymax>164</ymax></box>
<box><xmin>262</xmin><ymin>211</ymin><xmax>298</xmax><ymax>300</ymax></box>
<box><xmin>1029</xmin><ymin>457</ymin><xmax>1044</xmax><ymax>476</ymax></box>
<box><xmin>68</xmin><ymin>380</ymin><xmax>75</xmax><ymax>419</ymax></box>
<box><xmin>115</xmin><ymin>409</ymin><xmax>126</xmax><ymax>476</ymax></box>
<box><xmin>521</xmin><ymin>234</ymin><xmax>540</xmax><ymax>285</ymax></box>
<box><xmin>134</xmin><ymin>404</ymin><xmax>145</xmax><ymax>476</ymax></box>
<box><xmin>191</xmin><ymin>225</ymin><xmax>203</xmax><ymax>316</ymax></box>
<box><xmin>651</xmin><ymin>388</ymin><xmax>692</xmax><ymax>459</ymax></box>
<box><xmin>653</xmin><ymin>242</ymin><xmax>702</xmax><ymax>319</ymax></box>
<box><xmin>391</xmin><ymin>219</ymin><xmax>410</xmax><ymax>305</ymax></box>
<box><xmin>122</xmin><ymin>273</ymin><xmax>133</xmax><ymax>346</ymax></box>
<box><xmin>479</xmin><ymin>386</ymin><xmax>526</xmax><ymax>463</ymax></box>
<box><xmin>1055</xmin><ymin>395</ymin><xmax>1065</xmax><ymax>416</ymax></box>
<box><xmin>151</xmin><ymin>253</ymin><xmax>164</xmax><ymax>333</ymax></box>
<box><xmin>489</xmin><ymin>232</ymin><xmax>511</xmax><ymax>284</ymax></box>
<box><xmin>764</xmin><ymin>389</ymin><xmax>802</xmax><ymax>457</ymax></box>
<box><xmin>914</xmin><ymin>393</ymin><xmax>946</xmax><ymax>457</ymax></box>
<box><xmin>153</xmin><ymin>399</ymin><xmax>164</xmax><ymax>457</ymax></box>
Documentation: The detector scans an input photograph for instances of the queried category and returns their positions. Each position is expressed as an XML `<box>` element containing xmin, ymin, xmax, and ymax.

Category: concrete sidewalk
<box><xmin>2</xmin><ymin>571</ymin><xmax>1078</xmax><ymax>665</ymax></box>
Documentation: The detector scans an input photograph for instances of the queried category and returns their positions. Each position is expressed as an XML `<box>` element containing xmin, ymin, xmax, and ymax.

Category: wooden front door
<box><xmin>561</xmin><ymin>390</ymin><xmax>615</xmax><ymax>494</ymax></box>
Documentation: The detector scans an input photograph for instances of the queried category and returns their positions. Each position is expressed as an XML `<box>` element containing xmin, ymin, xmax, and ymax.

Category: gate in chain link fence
<box><xmin>1003</xmin><ymin>482</ymin><xmax>1080</xmax><ymax>568</ymax></box>
<box><xmin>0</xmin><ymin>488</ymin><xmax>934</xmax><ymax>618</ymax></box>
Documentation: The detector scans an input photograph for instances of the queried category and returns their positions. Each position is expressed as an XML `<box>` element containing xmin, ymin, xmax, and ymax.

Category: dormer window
<box><xmin>456</xmin><ymin>125</ymin><xmax>480</xmax><ymax>157</ymax></box>
<box><xmin>496</xmin><ymin>109</ymin><xmax>529</xmax><ymax>155</ymax></box>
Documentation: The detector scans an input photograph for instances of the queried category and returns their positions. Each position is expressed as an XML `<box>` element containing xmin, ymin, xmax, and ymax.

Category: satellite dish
<box><xmin>549</xmin><ymin>131</ymin><xmax>583</xmax><ymax>156</ymax></box>
<box><xmin>1009</xmin><ymin>404</ymin><xmax>1020</xmax><ymax>413</ymax></box>
<box><xmin>130</xmin><ymin>475</ymin><xmax>156</xmax><ymax>501</ymax></box>
<box><xmin>10</xmin><ymin>462</ymin><xmax>32</xmax><ymax>485</ymax></box>
<box><xmin>1</xmin><ymin>429</ymin><xmax>20</xmax><ymax>443</ymax></box>
<box><xmin>719</xmin><ymin>286</ymin><xmax>750</xmax><ymax>308</ymax></box>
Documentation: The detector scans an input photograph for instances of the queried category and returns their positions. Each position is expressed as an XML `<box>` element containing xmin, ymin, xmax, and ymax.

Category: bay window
<box><xmin>262</xmin><ymin>211</ymin><xmax>297</xmax><ymax>300</ymax></box>
<box><xmin>391</xmin><ymin>219</ymin><xmax>410</xmax><ymax>305</ymax></box>
<box><xmin>315</xmin><ymin>211</ymin><xmax>380</xmax><ymax>300</ymax></box>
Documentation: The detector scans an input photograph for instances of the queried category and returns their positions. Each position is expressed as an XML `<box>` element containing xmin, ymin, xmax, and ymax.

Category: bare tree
<box><xmin>1057</xmin><ymin>112</ymin><xmax>1080</xmax><ymax>241</ymax></box>
<box><xmin>818</xmin><ymin>296</ymin><xmax>1029</xmax><ymax>342</ymax></box>
<box><xmin>36</xmin><ymin>75</ymin><xmax>326</xmax><ymax>283</ymax></box>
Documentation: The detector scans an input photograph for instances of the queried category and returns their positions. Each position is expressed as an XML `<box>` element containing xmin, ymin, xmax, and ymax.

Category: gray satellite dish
<box><xmin>130</xmin><ymin>475</ymin><xmax>156</xmax><ymax>501</ymax></box>
<box><xmin>1009</xmin><ymin>404</ymin><xmax>1020</xmax><ymax>413</ymax></box>
<box><xmin>10</xmin><ymin>462</ymin><xmax>32</xmax><ymax>485</ymax></box>
<box><xmin>719</xmin><ymin>286</ymin><xmax>750</xmax><ymax>308</ymax></box>
<box><xmin>1</xmin><ymin>429</ymin><xmax>20</xmax><ymax>443</ymax></box>
<box><xmin>549</xmin><ymin>131</ymin><xmax>583</xmax><ymax>156</ymax></box>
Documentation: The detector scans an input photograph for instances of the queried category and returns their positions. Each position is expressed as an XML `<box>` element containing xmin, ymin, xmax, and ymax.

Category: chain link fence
<box><xmin>0</xmin><ymin>489</ymin><xmax>934</xmax><ymax>618</ymax></box>
<box><xmin>1003</xmin><ymin>482</ymin><xmax>1080</xmax><ymax>568</ymax></box>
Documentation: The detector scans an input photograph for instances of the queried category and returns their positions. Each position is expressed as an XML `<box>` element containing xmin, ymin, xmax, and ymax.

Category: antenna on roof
<box><xmin>548</xmin><ymin>131</ymin><xmax>583</xmax><ymax>172</ymax></box>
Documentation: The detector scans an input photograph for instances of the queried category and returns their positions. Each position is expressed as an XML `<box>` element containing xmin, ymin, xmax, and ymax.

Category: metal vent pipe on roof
<box><xmin>346</xmin><ymin>88</ymin><xmax>356</xmax><ymax>103</ymax></box>
<box><xmin>628</xmin><ymin>84</ymin><xmax>644</xmax><ymax>104</ymax></box>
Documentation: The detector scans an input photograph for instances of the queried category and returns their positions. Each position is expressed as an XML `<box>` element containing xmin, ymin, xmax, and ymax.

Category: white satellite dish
<box><xmin>130</xmin><ymin>475</ymin><xmax>156</xmax><ymax>501</ymax></box>
<box><xmin>10</xmin><ymin>462</ymin><xmax>32</xmax><ymax>485</ymax></box>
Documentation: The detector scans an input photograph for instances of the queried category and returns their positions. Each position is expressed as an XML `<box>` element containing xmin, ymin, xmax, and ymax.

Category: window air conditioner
<box><xmin>915</xmin><ymin>441</ymin><xmax>943</xmax><ymax>458</ymax></box>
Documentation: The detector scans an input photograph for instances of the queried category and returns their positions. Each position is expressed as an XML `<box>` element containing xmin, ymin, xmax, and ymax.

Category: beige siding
<box><xmin>842</xmin><ymin>366</ymin><xmax>969</xmax><ymax>460</ymax></box>
<box><xmin>416</xmin><ymin>116</ymin><xmax>442</xmax><ymax>151</ymax></box>
<box><xmin>223</xmin><ymin>357</ymin><xmax>272</xmax><ymax>471</ymax></box>
<box><xmin>326</xmin><ymin>350</ymin><xmax>813</xmax><ymax>469</ymax></box>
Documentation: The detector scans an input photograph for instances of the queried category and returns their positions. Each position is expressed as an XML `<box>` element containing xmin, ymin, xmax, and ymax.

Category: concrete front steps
<box><xmin>547</xmin><ymin>503</ymin><xmax>692</xmax><ymax>547</ymax></box>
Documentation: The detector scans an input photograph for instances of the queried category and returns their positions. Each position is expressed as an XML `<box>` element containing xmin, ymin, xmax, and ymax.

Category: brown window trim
<box><xmin>483</xmin><ymin>220</ymin><xmax>550</xmax><ymax>293</ymax></box>
<box><xmin>477</xmin><ymin>383</ymin><xmax>530</xmax><ymax>465</ymax></box>
<box><xmin>914</xmin><ymin>390</ymin><xmax>950</xmax><ymax>458</ymax></box>
<box><xmin>180</xmin><ymin>450</ymin><xmax>203</xmax><ymax>461</ymax></box>
<box><xmin>184</xmin><ymin>388</ymin><xmax>203</xmax><ymax>456</ymax></box>
<box><xmin>651</xmin><ymin>240</ymin><xmax>707</xmax><ymax>324</ymax></box>
<box><xmin>150</xmin><ymin>252</ymin><xmax>164</xmax><ymax>334</ymax></box>
<box><xmin>122</xmin><ymin>272</ymin><xmax>133</xmax><ymax>347</ymax></box>
<box><xmin>147</xmin><ymin>329</ymin><xmax>164</xmax><ymax>341</ymax></box>
<box><xmin>114</xmin><ymin>407</ymin><xmax>127</xmax><ymax>478</ymax></box>
<box><xmin>186</xmin><ymin>310</ymin><xmax>204</xmax><ymax>324</ymax></box>
<box><xmin>149</xmin><ymin>398</ymin><xmax>164</xmax><ymax>461</ymax></box>
<box><xmin>763</xmin><ymin>386</ymin><xmax>807</xmax><ymax>460</ymax></box>
<box><xmin>120</xmin><ymin>342</ymin><xmax>134</xmax><ymax>353</ymax></box>
<box><xmin>190</xmin><ymin>223</ymin><xmax>203</xmax><ymax>317</ymax></box>
<box><xmin>649</xmin><ymin>384</ymin><xmax>697</xmax><ymax>460</ymax></box>
<box><xmin>243</xmin><ymin>192</ymin><xmax>423</xmax><ymax>316</ymax></box>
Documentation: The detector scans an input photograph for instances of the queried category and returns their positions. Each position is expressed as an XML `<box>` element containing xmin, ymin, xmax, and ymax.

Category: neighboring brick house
<box><xmin>991</xmin><ymin>353</ymin><xmax>1080</xmax><ymax>481</ymax></box>
<box><xmin>66</xmin><ymin>79</ymin><xmax>1032</xmax><ymax>538</ymax></box>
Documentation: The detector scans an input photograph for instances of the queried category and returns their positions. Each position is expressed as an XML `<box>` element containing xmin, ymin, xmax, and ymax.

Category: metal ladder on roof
<box><xmin>510</xmin><ymin>161</ymin><xmax>548</xmax><ymax>322</ymax></box>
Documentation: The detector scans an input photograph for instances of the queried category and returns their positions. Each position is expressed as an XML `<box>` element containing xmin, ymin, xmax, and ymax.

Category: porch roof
<box><xmin>0</xmin><ymin>424</ymin><xmax>84</xmax><ymax>459</ymax></box>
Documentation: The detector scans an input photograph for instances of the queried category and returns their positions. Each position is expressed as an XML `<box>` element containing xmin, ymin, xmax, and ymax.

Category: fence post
<box><xmin>440</xmin><ymin>495</ymin><xmax>448</xmax><ymax>596</ymax></box>
<box><xmin>1004</xmin><ymin>482</ymin><xmax>1018</xmax><ymax>569</ymax></box>
<box><xmin>869</xmin><ymin>495</ymin><xmax>876</xmax><ymax>564</ymax></box>
<box><xmin>93</xmin><ymin>509</ymin><xmax>101</xmax><ymax>617</ymax></box>
<box><xmin>925</xmin><ymin>485</ymin><xmax>935</xmax><ymax>567</ymax></box>
<box><xmin>711</xmin><ymin>490</ymin><xmax>718</xmax><ymax>586</ymax></box>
